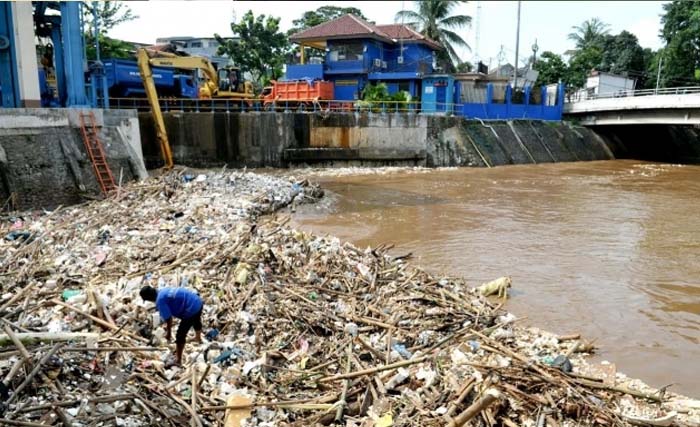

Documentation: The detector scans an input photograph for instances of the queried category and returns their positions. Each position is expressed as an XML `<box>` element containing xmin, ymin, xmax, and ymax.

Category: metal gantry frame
<box><xmin>0</xmin><ymin>1</ymin><xmax>91</xmax><ymax>108</ymax></box>
<box><xmin>0</xmin><ymin>2</ymin><xmax>19</xmax><ymax>107</ymax></box>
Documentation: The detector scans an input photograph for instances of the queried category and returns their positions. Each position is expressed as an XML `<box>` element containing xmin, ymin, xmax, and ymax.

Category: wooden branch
<box><xmin>7</xmin><ymin>343</ymin><xmax>65</xmax><ymax>405</ymax></box>
<box><xmin>446</xmin><ymin>378</ymin><xmax>476</xmax><ymax>417</ymax></box>
<box><xmin>0</xmin><ymin>419</ymin><xmax>51</xmax><ymax>427</ymax></box>
<box><xmin>335</xmin><ymin>341</ymin><xmax>353</xmax><ymax>421</ymax></box>
<box><xmin>0</xmin><ymin>332</ymin><xmax>100</xmax><ymax>347</ymax></box>
<box><xmin>202</xmin><ymin>398</ymin><xmax>303</xmax><ymax>411</ymax></box>
<box><xmin>318</xmin><ymin>355</ymin><xmax>431</xmax><ymax>383</ymax></box>
<box><xmin>62</xmin><ymin>346</ymin><xmax>165</xmax><ymax>352</ymax></box>
<box><xmin>557</xmin><ymin>334</ymin><xmax>580</xmax><ymax>341</ymax></box>
<box><xmin>17</xmin><ymin>394</ymin><xmax>136</xmax><ymax>413</ymax></box>
<box><xmin>445</xmin><ymin>388</ymin><xmax>501</xmax><ymax>427</ymax></box>
<box><xmin>620</xmin><ymin>411</ymin><xmax>677</xmax><ymax>426</ymax></box>
<box><xmin>572</xmin><ymin>378</ymin><xmax>664</xmax><ymax>403</ymax></box>
<box><xmin>50</xmin><ymin>299</ymin><xmax>147</xmax><ymax>342</ymax></box>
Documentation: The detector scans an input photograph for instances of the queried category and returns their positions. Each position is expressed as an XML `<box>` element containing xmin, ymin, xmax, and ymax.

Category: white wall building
<box><xmin>572</xmin><ymin>71</ymin><xmax>637</xmax><ymax>101</ymax></box>
<box><xmin>586</xmin><ymin>71</ymin><xmax>636</xmax><ymax>96</ymax></box>
<box><xmin>155</xmin><ymin>36</ymin><xmax>234</xmax><ymax>68</ymax></box>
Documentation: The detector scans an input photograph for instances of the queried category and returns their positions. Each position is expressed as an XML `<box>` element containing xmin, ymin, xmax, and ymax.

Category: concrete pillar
<box><xmin>11</xmin><ymin>2</ymin><xmax>40</xmax><ymax>107</ymax></box>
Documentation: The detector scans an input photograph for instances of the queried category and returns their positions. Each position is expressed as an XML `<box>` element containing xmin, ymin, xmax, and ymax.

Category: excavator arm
<box><xmin>137</xmin><ymin>48</ymin><xmax>174</xmax><ymax>169</ymax></box>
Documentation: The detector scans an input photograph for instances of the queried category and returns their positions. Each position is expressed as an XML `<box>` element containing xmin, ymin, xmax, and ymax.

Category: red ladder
<box><xmin>78</xmin><ymin>111</ymin><xmax>116</xmax><ymax>196</ymax></box>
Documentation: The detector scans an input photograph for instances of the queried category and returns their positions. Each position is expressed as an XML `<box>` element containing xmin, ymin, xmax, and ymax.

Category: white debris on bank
<box><xmin>285</xmin><ymin>166</ymin><xmax>457</xmax><ymax>178</ymax></box>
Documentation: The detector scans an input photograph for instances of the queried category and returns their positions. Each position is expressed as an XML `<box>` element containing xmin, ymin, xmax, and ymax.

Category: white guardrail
<box><xmin>566</xmin><ymin>86</ymin><xmax>700</xmax><ymax>103</ymax></box>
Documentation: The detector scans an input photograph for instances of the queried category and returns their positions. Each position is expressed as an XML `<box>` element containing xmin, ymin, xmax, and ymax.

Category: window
<box><xmin>398</xmin><ymin>81</ymin><xmax>410</xmax><ymax>92</ymax></box>
<box><xmin>329</xmin><ymin>43</ymin><xmax>364</xmax><ymax>61</ymax></box>
<box><xmin>190</xmin><ymin>41</ymin><xmax>203</xmax><ymax>48</ymax></box>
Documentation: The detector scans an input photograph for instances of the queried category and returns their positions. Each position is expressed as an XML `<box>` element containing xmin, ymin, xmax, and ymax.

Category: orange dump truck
<box><xmin>262</xmin><ymin>79</ymin><xmax>334</xmax><ymax>108</ymax></box>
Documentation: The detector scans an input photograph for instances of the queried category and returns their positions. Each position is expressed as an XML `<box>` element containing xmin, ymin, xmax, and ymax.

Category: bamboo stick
<box><xmin>445</xmin><ymin>388</ymin><xmax>501</xmax><ymax>427</ymax></box>
<box><xmin>318</xmin><ymin>355</ymin><xmax>431</xmax><ymax>383</ymax></box>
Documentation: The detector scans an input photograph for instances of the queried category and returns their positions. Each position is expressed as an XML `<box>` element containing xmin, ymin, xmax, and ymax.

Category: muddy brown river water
<box><xmin>289</xmin><ymin>160</ymin><xmax>700</xmax><ymax>397</ymax></box>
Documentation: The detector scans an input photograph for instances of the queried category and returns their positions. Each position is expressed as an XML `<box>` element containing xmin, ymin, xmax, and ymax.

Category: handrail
<box><xmin>566</xmin><ymin>85</ymin><xmax>700</xmax><ymax>103</ymax></box>
<box><xmin>105</xmin><ymin>97</ymin><xmax>467</xmax><ymax>114</ymax></box>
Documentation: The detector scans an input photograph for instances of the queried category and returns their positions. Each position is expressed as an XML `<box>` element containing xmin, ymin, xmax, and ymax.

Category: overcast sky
<box><xmin>110</xmin><ymin>0</ymin><xmax>667</xmax><ymax>67</ymax></box>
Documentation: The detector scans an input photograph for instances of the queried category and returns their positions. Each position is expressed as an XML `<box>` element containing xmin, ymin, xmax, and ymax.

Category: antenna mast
<box><xmin>473</xmin><ymin>1</ymin><xmax>482</xmax><ymax>64</ymax></box>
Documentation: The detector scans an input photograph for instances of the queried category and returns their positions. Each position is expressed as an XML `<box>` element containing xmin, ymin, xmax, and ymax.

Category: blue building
<box><xmin>288</xmin><ymin>14</ymin><xmax>442</xmax><ymax>101</ymax></box>
<box><xmin>422</xmin><ymin>74</ymin><xmax>457</xmax><ymax>113</ymax></box>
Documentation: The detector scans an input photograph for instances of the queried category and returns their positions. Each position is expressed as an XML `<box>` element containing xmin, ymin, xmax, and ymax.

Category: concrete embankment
<box><xmin>0</xmin><ymin>109</ymin><xmax>147</xmax><ymax>209</ymax></box>
<box><xmin>138</xmin><ymin>112</ymin><xmax>614</xmax><ymax>168</ymax></box>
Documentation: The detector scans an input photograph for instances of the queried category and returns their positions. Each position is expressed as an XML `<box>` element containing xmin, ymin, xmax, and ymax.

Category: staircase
<box><xmin>78</xmin><ymin>112</ymin><xmax>116</xmax><ymax>196</ymax></box>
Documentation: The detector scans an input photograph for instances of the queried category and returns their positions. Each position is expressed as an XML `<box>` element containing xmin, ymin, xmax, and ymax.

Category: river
<box><xmin>290</xmin><ymin>160</ymin><xmax>700</xmax><ymax>397</ymax></box>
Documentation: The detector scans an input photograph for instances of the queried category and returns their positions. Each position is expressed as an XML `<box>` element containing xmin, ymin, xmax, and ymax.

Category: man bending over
<box><xmin>140</xmin><ymin>285</ymin><xmax>203</xmax><ymax>365</ymax></box>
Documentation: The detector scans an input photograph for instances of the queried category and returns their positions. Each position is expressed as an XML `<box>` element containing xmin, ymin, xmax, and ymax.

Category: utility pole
<box><xmin>473</xmin><ymin>1</ymin><xmax>482</xmax><ymax>64</ymax></box>
<box><xmin>655</xmin><ymin>54</ymin><xmax>663</xmax><ymax>93</ymax></box>
<box><xmin>513</xmin><ymin>0</ymin><xmax>522</xmax><ymax>90</ymax></box>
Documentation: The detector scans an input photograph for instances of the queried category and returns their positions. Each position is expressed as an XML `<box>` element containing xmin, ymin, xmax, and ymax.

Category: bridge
<box><xmin>563</xmin><ymin>87</ymin><xmax>700</xmax><ymax>126</ymax></box>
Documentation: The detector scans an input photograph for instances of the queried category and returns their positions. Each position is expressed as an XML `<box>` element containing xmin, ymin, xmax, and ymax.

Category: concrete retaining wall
<box><xmin>139</xmin><ymin>112</ymin><xmax>296</xmax><ymax>169</ymax></box>
<box><xmin>139</xmin><ymin>111</ymin><xmax>614</xmax><ymax>168</ymax></box>
<box><xmin>0</xmin><ymin>109</ymin><xmax>147</xmax><ymax>210</ymax></box>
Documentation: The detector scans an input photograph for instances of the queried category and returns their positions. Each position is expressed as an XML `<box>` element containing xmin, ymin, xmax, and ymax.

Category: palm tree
<box><xmin>395</xmin><ymin>0</ymin><xmax>471</xmax><ymax>71</ymax></box>
<box><xmin>568</xmin><ymin>18</ymin><xmax>610</xmax><ymax>51</ymax></box>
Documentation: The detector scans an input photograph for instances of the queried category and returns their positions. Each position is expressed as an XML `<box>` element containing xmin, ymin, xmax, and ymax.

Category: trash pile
<box><xmin>0</xmin><ymin>169</ymin><xmax>697</xmax><ymax>427</ymax></box>
<box><xmin>283</xmin><ymin>166</ymin><xmax>449</xmax><ymax>179</ymax></box>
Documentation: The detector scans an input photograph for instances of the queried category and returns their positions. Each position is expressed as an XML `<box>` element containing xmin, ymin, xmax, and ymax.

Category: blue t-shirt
<box><xmin>155</xmin><ymin>287</ymin><xmax>203</xmax><ymax>321</ymax></box>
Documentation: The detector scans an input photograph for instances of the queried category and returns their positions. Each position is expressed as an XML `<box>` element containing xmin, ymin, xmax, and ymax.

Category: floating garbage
<box><xmin>0</xmin><ymin>168</ymin><xmax>697</xmax><ymax>426</ymax></box>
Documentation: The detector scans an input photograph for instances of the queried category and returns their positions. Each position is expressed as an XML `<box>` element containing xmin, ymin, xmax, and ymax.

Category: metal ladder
<box><xmin>78</xmin><ymin>111</ymin><xmax>116</xmax><ymax>196</ymax></box>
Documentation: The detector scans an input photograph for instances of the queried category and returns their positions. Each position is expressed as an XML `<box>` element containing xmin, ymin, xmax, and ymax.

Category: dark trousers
<box><xmin>176</xmin><ymin>306</ymin><xmax>203</xmax><ymax>346</ymax></box>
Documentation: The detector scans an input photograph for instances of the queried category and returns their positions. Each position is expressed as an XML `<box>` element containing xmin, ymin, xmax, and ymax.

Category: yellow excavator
<box><xmin>136</xmin><ymin>47</ymin><xmax>255</xmax><ymax>169</ymax></box>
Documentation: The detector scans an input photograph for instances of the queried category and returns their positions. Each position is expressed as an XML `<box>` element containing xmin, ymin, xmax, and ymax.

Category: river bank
<box><xmin>0</xmin><ymin>168</ymin><xmax>697</xmax><ymax>426</ymax></box>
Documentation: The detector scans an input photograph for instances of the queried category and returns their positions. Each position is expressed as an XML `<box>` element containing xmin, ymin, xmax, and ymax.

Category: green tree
<box><xmin>215</xmin><ymin>10</ymin><xmax>290</xmax><ymax>86</ymax></box>
<box><xmin>85</xmin><ymin>35</ymin><xmax>135</xmax><ymax>60</ymax></box>
<box><xmin>640</xmin><ymin>47</ymin><xmax>659</xmax><ymax>89</ymax></box>
<box><xmin>288</xmin><ymin>6</ymin><xmax>369</xmax><ymax>35</ymax></box>
<box><xmin>567</xmin><ymin>47</ymin><xmax>603</xmax><ymax>89</ymax></box>
<box><xmin>658</xmin><ymin>0</ymin><xmax>700</xmax><ymax>87</ymax></box>
<box><xmin>82</xmin><ymin>1</ymin><xmax>137</xmax><ymax>34</ymax></box>
<box><xmin>82</xmin><ymin>1</ymin><xmax>137</xmax><ymax>60</ymax></box>
<box><xmin>456</xmin><ymin>61</ymin><xmax>473</xmax><ymax>72</ymax></box>
<box><xmin>395</xmin><ymin>0</ymin><xmax>471</xmax><ymax>72</ymax></box>
<box><xmin>533</xmin><ymin>51</ymin><xmax>568</xmax><ymax>86</ymax></box>
<box><xmin>567</xmin><ymin>18</ymin><xmax>609</xmax><ymax>51</ymax></box>
<box><xmin>598</xmin><ymin>31</ymin><xmax>645</xmax><ymax>77</ymax></box>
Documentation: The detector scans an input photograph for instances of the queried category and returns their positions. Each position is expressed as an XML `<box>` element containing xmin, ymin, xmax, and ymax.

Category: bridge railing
<box><xmin>567</xmin><ymin>86</ymin><xmax>700</xmax><ymax>103</ymax></box>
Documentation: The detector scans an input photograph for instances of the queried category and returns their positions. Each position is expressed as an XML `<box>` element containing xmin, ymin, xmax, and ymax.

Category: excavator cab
<box><xmin>217</xmin><ymin>67</ymin><xmax>242</xmax><ymax>93</ymax></box>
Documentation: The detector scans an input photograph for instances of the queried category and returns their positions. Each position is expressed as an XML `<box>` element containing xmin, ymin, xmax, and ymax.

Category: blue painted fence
<box><xmin>459</xmin><ymin>83</ymin><xmax>565</xmax><ymax>121</ymax></box>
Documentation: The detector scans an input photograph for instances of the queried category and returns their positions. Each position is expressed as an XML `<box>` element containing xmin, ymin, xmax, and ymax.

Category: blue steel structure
<box><xmin>0</xmin><ymin>1</ymin><xmax>90</xmax><ymax>108</ymax></box>
<box><xmin>460</xmin><ymin>83</ymin><xmax>565</xmax><ymax>121</ymax></box>
<box><xmin>0</xmin><ymin>2</ymin><xmax>19</xmax><ymax>107</ymax></box>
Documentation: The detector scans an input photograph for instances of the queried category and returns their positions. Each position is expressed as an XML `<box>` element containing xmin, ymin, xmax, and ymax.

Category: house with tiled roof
<box><xmin>287</xmin><ymin>14</ymin><xmax>443</xmax><ymax>101</ymax></box>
